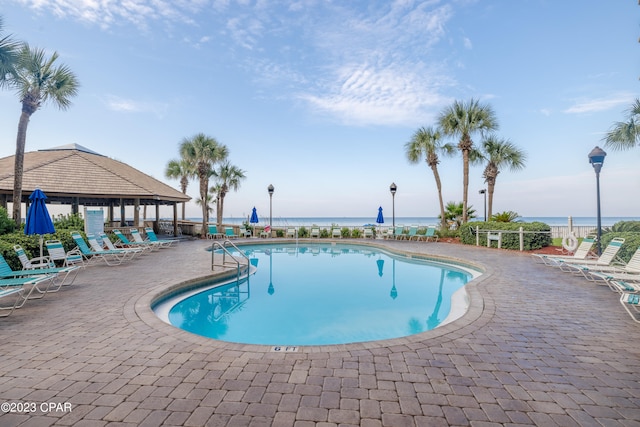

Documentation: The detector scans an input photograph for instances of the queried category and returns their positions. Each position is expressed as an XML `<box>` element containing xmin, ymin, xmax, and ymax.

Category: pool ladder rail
<box><xmin>211</xmin><ymin>239</ymin><xmax>252</xmax><ymax>282</ymax></box>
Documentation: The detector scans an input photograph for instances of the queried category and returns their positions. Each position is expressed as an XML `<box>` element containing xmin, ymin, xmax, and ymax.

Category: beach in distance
<box><xmin>205</xmin><ymin>216</ymin><xmax>640</xmax><ymax>228</ymax></box>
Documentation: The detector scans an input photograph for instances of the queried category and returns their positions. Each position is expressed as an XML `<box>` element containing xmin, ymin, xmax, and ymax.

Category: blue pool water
<box><xmin>157</xmin><ymin>243</ymin><xmax>476</xmax><ymax>346</ymax></box>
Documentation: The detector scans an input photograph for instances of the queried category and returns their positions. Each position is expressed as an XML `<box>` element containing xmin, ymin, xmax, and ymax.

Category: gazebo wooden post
<box><xmin>133</xmin><ymin>198</ymin><xmax>140</xmax><ymax>228</ymax></box>
<box><xmin>155</xmin><ymin>203</ymin><xmax>160</xmax><ymax>233</ymax></box>
<box><xmin>120</xmin><ymin>199</ymin><xmax>126</xmax><ymax>227</ymax></box>
<box><xmin>173</xmin><ymin>203</ymin><xmax>178</xmax><ymax>237</ymax></box>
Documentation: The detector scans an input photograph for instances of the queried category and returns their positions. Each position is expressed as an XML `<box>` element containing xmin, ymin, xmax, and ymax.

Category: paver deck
<box><xmin>1</xmin><ymin>238</ymin><xmax>639</xmax><ymax>426</ymax></box>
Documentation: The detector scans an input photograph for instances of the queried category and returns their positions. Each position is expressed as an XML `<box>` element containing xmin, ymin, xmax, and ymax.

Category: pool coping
<box><xmin>132</xmin><ymin>239</ymin><xmax>491</xmax><ymax>353</ymax></box>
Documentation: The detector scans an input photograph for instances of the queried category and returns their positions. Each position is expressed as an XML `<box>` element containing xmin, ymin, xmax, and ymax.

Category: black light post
<box><xmin>479</xmin><ymin>189</ymin><xmax>487</xmax><ymax>221</ymax></box>
<box><xmin>268</xmin><ymin>184</ymin><xmax>274</xmax><ymax>231</ymax></box>
<box><xmin>588</xmin><ymin>146</ymin><xmax>606</xmax><ymax>255</ymax></box>
<box><xmin>390</xmin><ymin>182</ymin><xmax>397</xmax><ymax>229</ymax></box>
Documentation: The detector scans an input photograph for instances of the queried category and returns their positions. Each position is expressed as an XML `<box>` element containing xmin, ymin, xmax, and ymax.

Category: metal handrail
<box><xmin>211</xmin><ymin>239</ymin><xmax>251</xmax><ymax>282</ymax></box>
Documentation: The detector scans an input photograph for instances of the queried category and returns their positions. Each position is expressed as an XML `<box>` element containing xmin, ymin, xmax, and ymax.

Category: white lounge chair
<box><xmin>363</xmin><ymin>228</ymin><xmax>374</xmax><ymax>239</ymax></box>
<box><xmin>619</xmin><ymin>292</ymin><xmax>640</xmax><ymax>323</ymax></box>
<box><xmin>331</xmin><ymin>228</ymin><xmax>341</xmax><ymax>238</ymax></box>
<box><xmin>286</xmin><ymin>228</ymin><xmax>297</xmax><ymax>238</ymax></box>
<box><xmin>555</xmin><ymin>237</ymin><xmax>625</xmax><ymax>273</ymax></box>
<box><xmin>532</xmin><ymin>236</ymin><xmax>597</xmax><ymax>266</ymax></box>
<box><xmin>570</xmin><ymin>245</ymin><xmax>640</xmax><ymax>282</ymax></box>
<box><xmin>45</xmin><ymin>240</ymin><xmax>85</xmax><ymax>268</ymax></box>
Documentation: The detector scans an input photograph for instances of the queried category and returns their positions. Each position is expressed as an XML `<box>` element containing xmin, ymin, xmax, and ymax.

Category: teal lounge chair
<box><xmin>112</xmin><ymin>229</ymin><xmax>156</xmax><ymax>251</ymax></box>
<box><xmin>8</xmin><ymin>249</ymin><xmax>80</xmax><ymax>288</ymax></box>
<box><xmin>207</xmin><ymin>225</ymin><xmax>223</xmax><ymax>239</ymax></box>
<box><xmin>0</xmin><ymin>271</ymin><xmax>57</xmax><ymax>303</ymax></box>
<box><xmin>405</xmin><ymin>225</ymin><xmax>424</xmax><ymax>241</ymax></box>
<box><xmin>71</xmin><ymin>232</ymin><xmax>127</xmax><ymax>266</ymax></box>
<box><xmin>130</xmin><ymin>229</ymin><xmax>163</xmax><ymax>249</ymax></box>
<box><xmin>225</xmin><ymin>227</ymin><xmax>238</xmax><ymax>239</ymax></box>
<box><xmin>86</xmin><ymin>234</ymin><xmax>136</xmax><ymax>264</ymax></box>
<box><xmin>144</xmin><ymin>227</ymin><xmax>178</xmax><ymax>247</ymax></box>
<box><xmin>424</xmin><ymin>226</ymin><xmax>439</xmax><ymax>242</ymax></box>
<box><xmin>393</xmin><ymin>226</ymin><xmax>405</xmax><ymax>240</ymax></box>
<box><xmin>45</xmin><ymin>240</ymin><xmax>85</xmax><ymax>268</ymax></box>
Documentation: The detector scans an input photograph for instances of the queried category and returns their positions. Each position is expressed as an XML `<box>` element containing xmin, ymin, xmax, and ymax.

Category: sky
<box><xmin>0</xmin><ymin>0</ymin><xmax>638</xmax><ymax>222</ymax></box>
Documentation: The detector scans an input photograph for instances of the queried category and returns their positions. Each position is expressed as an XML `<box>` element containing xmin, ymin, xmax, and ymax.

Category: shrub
<box><xmin>341</xmin><ymin>227</ymin><xmax>351</xmax><ymax>238</ymax></box>
<box><xmin>460</xmin><ymin>221</ymin><xmax>552</xmax><ymax>250</ymax></box>
<box><xmin>53</xmin><ymin>213</ymin><xmax>84</xmax><ymax>230</ymax></box>
<box><xmin>320</xmin><ymin>228</ymin><xmax>329</xmax><ymax>238</ymax></box>
<box><xmin>298</xmin><ymin>226</ymin><xmax>309</xmax><ymax>238</ymax></box>
<box><xmin>351</xmin><ymin>229</ymin><xmax>362</xmax><ymax>238</ymax></box>
<box><xmin>604</xmin><ymin>221</ymin><xmax>640</xmax><ymax>233</ymax></box>
<box><xmin>0</xmin><ymin>206</ymin><xmax>16</xmax><ymax>235</ymax></box>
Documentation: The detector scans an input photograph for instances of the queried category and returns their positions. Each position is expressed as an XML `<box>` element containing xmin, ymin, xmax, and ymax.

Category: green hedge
<box><xmin>0</xmin><ymin>228</ymin><xmax>84</xmax><ymax>270</ymax></box>
<box><xmin>459</xmin><ymin>221</ymin><xmax>552</xmax><ymax>250</ymax></box>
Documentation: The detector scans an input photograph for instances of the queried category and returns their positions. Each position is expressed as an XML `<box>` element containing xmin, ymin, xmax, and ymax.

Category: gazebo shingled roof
<box><xmin>0</xmin><ymin>144</ymin><xmax>189</xmax><ymax>206</ymax></box>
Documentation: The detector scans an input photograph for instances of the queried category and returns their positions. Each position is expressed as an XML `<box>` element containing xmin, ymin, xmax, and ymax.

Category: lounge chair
<box><xmin>555</xmin><ymin>237</ymin><xmax>625</xmax><ymax>273</ymax></box>
<box><xmin>286</xmin><ymin>228</ymin><xmax>297</xmax><ymax>238</ymax></box>
<box><xmin>405</xmin><ymin>225</ymin><xmax>424</xmax><ymax>241</ymax></box>
<box><xmin>0</xmin><ymin>273</ymin><xmax>57</xmax><ymax>303</ymax></box>
<box><xmin>144</xmin><ymin>227</ymin><xmax>179</xmax><ymax>247</ymax></box>
<box><xmin>45</xmin><ymin>240</ymin><xmax>85</xmax><ymax>268</ymax></box>
<box><xmin>71</xmin><ymin>232</ymin><xmax>128</xmax><ymax>266</ymax></box>
<box><xmin>310</xmin><ymin>227</ymin><xmax>320</xmax><ymax>238</ymax></box>
<box><xmin>424</xmin><ymin>226</ymin><xmax>439</xmax><ymax>242</ymax></box>
<box><xmin>86</xmin><ymin>234</ymin><xmax>137</xmax><ymax>264</ymax></box>
<box><xmin>619</xmin><ymin>292</ymin><xmax>640</xmax><ymax>323</ymax></box>
<box><xmin>260</xmin><ymin>226</ymin><xmax>271</xmax><ymax>238</ymax></box>
<box><xmin>393</xmin><ymin>226</ymin><xmax>405</xmax><ymax>240</ymax></box>
<box><xmin>207</xmin><ymin>224</ymin><xmax>223</xmax><ymax>239</ymax></box>
<box><xmin>569</xmin><ymin>245</ymin><xmax>640</xmax><ymax>282</ymax></box>
<box><xmin>331</xmin><ymin>228</ymin><xmax>341</xmax><ymax>238</ymax></box>
<box><xmin>225</xmin><ymin>227</ymin><xmax>238</xmax><ymax>239</ymax></box>
<box><xmin>532</xmin><ymin>236</ymin><xmax>597</xmax><ymax>266</ymax></box>
<box><xmin>13</xmin><ymin>245</ymin><xmax>53</xmax><ymax>269</ymax></box>
<box><xmin>99</xmin><ymin>233</ymin><xmax>144</xmax><ymax>259</ymax></box>
<box><xmin>112</xmin><ymin>229</ymin><xmax>157</xmax><ymax>251</ymax></box>
<box><xmin>5</xmin><ymin>250</ymin><xmax>80</xmax><ymax>288</ymax></box>
<box><xmin>363</xmin><ymin>228</ymin><xmax>374</xmax><ymax>239</ymax></box>
<box><xmin>0</xmin><ymin>286</ymin><xmax>25</xmax><ymax>317</ymax></box>
<box><xmin>130</xmin><ymin>229</ymin><xmax>164</xmax><ymax>249</ymax></box>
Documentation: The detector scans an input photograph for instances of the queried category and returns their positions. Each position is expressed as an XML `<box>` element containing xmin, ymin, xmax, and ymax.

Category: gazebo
<box><xmin>0</xmin><ymin>144</ymin><xmax>190</xmax><ymax>236</ymax></box>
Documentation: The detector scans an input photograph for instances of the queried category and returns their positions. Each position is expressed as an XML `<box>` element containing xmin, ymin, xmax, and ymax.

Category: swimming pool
<box><xmin>154</xmin><ymin>243</ymin><xmax>478</xmax><ymax>346</ymax></box>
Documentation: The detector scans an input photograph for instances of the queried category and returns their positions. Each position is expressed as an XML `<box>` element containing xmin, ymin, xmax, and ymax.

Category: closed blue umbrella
<box><xmin>24</xmin><ymin>188</ymin><xmax>56</xmax><ymax>258</ymax></box>
<box><xmin>376</xmin><ymin>206</ymin><xmax>384</xmax><ymax>224</ymax></box>
<box><xmin>249</xmin><ymin>207</ymin><xmax>259</xmax><ymax>237</ymax></box>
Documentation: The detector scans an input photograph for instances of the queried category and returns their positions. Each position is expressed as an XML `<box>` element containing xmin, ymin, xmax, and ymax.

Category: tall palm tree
<box><xmin>212</xmin><ymin>161</ymin><xmax>246</xmax><ymax>228</ymax></box>
<box><xmin>9</xmin><ymin>44</ymin><xmax>80</xmax><ymax>224</ymax></box>
<box><xmin>179</xmin><ymin>133</ymin><xmax>228</xmax><ymax>238</ymax></box>
<box><xmin>438</xmin><ymin>98</ymin><xmax>498</xmax><ymax>224</ymax></box>
<box><xmin>405</xmin><ymin>126</ymin><xmax>455</xmax><ymax>229</ymax></box>
<box><xmin>0</xmin><ymin>16</ymin><xmax>20</xmax><ymax>87</ymax></box>
<box><xmin>603</xmin><ymin>98</ymin><xmax>640</xmax><ymax>151</ymax></box>
<box><xmin>165</xmin><ymin>158</ymin><xmax>194</xmax><ymax>220</ymax></box>
<box><xmin>480</xmin><ymin>135</ymin><xmax>527</xmax><ymax>218</ymax></box>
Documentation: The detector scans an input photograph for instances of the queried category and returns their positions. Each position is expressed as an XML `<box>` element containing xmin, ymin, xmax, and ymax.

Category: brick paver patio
<box><xmin>1</xmin><ymin>238</ymin><xmax>639</xmax><ymax>426</ymax></box>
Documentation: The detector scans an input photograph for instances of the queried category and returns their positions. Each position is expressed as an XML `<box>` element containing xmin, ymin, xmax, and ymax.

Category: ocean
<box><xmin>198</xmin><ymin>216</ymin><xmax>640</xmax><ymax>227</ymax></box>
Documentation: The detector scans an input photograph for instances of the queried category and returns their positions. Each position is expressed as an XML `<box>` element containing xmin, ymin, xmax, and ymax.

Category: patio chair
<box><xmin>112</xmin><ymin>229</ymin><xmax>157</xmax><ymax>251</ymax></box>
<box><xmin>260</xmin><ymin>226</ymin><xmax>271</xmax><ymax>238</ymax></box>
<box><xmin>86</xmin><ymin>234</ymin><xmax>136</xmax><ymax>264</ymax></box>
<box><xmin>71</xmin><ymin>232</ymin><xmax>127</xmax><ymax>266</ymax></box>
<box><xmin>99</xmin><ymin>233</ymin><xmax>144</xmax><ymax>259</ymax></box>
<box><xmin>331</xmin><ymin>228</ymin><xmax>342</xmax><ymax>238</ymax></box>
<box><xmin>13</xmin><ymin>245</ymin><xmax>53</xmax><ymax>269</ymax></box>
<box><xmin>225</xmin><ymin>227</ymin><xmax>239</xmax><ymax>239</ymax></box>
<box><xmin>570</xmin><ymin>245</ymin><xmax>640</xmax><ymax>282</ymax></box>
<box><xmin>45</xmin><ymin>240</ymin><xmax>85</xmax><ymax>268</ymax></box>
<box><xmin>286</xmin><ymin>228</ymin><xmax>297</xmax><ymax>238</ymax></box>
<box><xmin>0</xmin><ymin>272</ymin><xmax>58</xmax><ymax>303</ymax></box>
<box><xmin>619</xmin><ymin>292</ymin><xmax>640</xmax><ymax>323</ymax></box>
<box><xmin>239</xmin><ymin>227</ymin><xmax>252</xmax><ymax>238</ymax></box>
<box><xmin>310</xmin><ymin>227</ymin><xmax>320</xmax><ymax>239</ymax></box>
<box><xmin>532</xmin><ymin>235</ymin><xmax>597</xmax><ymax>266</ymax></box>
<box><xmin>424</xmin><ymin>226</ymin><xmax>439</xmax><ymax>242</ymax></box>
<box><xmin>555</xmin><ymin>237</ymin><xmax>625</xmax><ymax>272</ymax></box>
<box><xmin>393</xmin><ymin>226</ymin><xmax>405</xmax><ymax>240</ymax></box>
<box><xmin>6</xmin><ymin>250</ymin><xmax>80</xmax><ymax>288</ymax></box>
<box><xmin>207</xmin><ymin>224</ymin><xmax>223</xmax><ymax>239</ymax></box>
<box><xmin>130</xmin><ymin>229</ymin><xmax>164</xmax><ymax>249</ymax></box>
<box><xmin>144</xmin><ymin>227</ymin><xmax>178</xmax><ymax>247</ymax></box>
<box><xmin>363</xmin><ymin>228</ymin><xmax>374</xmax><ymax>239</ymax></box>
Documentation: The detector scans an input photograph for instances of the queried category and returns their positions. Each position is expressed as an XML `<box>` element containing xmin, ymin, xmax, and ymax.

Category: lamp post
<box><xmin>588</xmin><ymin>147</ymin><xmax>606</xmax><ymax>255</ymax></box>
<box><xmin>268</xmin><ymin>184</ymin><xmax>274</xmax><ymax>231</ymax></box>
<box><xmin>479</xmin><ymin>189</ymin><xmax>487</xmax><ymax>221</ymax></box>
<box><xmin>389</xmin><ymin>182</ymin><xmax>397</xmax><ymax>229</ymax></box>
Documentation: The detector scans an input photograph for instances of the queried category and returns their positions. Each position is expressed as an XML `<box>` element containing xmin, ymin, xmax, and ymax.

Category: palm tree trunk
<box><xmin>462</xmin><ymin>149</ymin><xmax>470</xmax><ymax>224</ymax></box>
<box><xmin>430</xmin><ymin>165</ymin><xmax>447</xmax><ymax>229</ymax></box>
<box><xmin>12</xmin><ymin>111</ymin><xmax>30</xmax><ymax>225</ymax></box>
<box><xmin>487</xmin><ymin>181</ymin><xmax>496</xmax><ymax>219</ymax></box>
<box><xmin>199</xmin><ymin>177</ymin><xmax>208</xmax><ymax>238</ymax></box>
<box><xmin>218</xmin><ymin>195</ymin><xmax>225</xmax><ymax>229</ymax></box>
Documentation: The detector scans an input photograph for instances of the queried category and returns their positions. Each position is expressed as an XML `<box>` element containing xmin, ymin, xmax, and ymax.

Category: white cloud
<box><xmin>564</xmin><ymin>93</ymin><xmax>634</xmax><ymax>114</ymax></box>
<box><xmin>104</xmin><ymin>95</ymin><xmax>169</xmax><ymax>118</ymax></box>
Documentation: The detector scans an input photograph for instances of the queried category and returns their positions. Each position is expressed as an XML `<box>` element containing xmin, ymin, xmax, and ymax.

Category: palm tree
<box><xmin>405</xmin><ymin>126</ymin><xmax>455</xmax><ymax>229</ymax></box>
<box><xmin>9</xmin><ymin>43</ymin><xmax>80</xmax><ymax>224</ymax></box>
<box><xmin>0</xmin><ymin>16</ymin><xmax>20</xmax><ymax>87</ymax></box>
<box><xmin>438</xmin><ymin>98</ymin><xmax>498</xmax><ymax>224</ymax></box>
<box><xmin>603</xmin><ymin>98</ymin><xmax>640</xmax><ymax>151</ymax></box>
<box><xmin>480</xmin><ymin>135</ymin><xmax>527</xmax><ymax>218</ymax></box>
<box><xmin>439</xmin><ymin>201</ymin><xmax>476</xmax><ymax>230</ymax></box>
<box><xmin>212</xmin><ymin>161</ymin><xmax>246</xmax><ymax>228</ymax></box>
<box><xmin>165</xmin><ymin>158</ymin><xmax>194</xmax><ymax>220</ymax></box>
<box><xmin>179</xmin><ymin>133</ymin><xmax>228</xmax><ymax>238</ymax></box>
